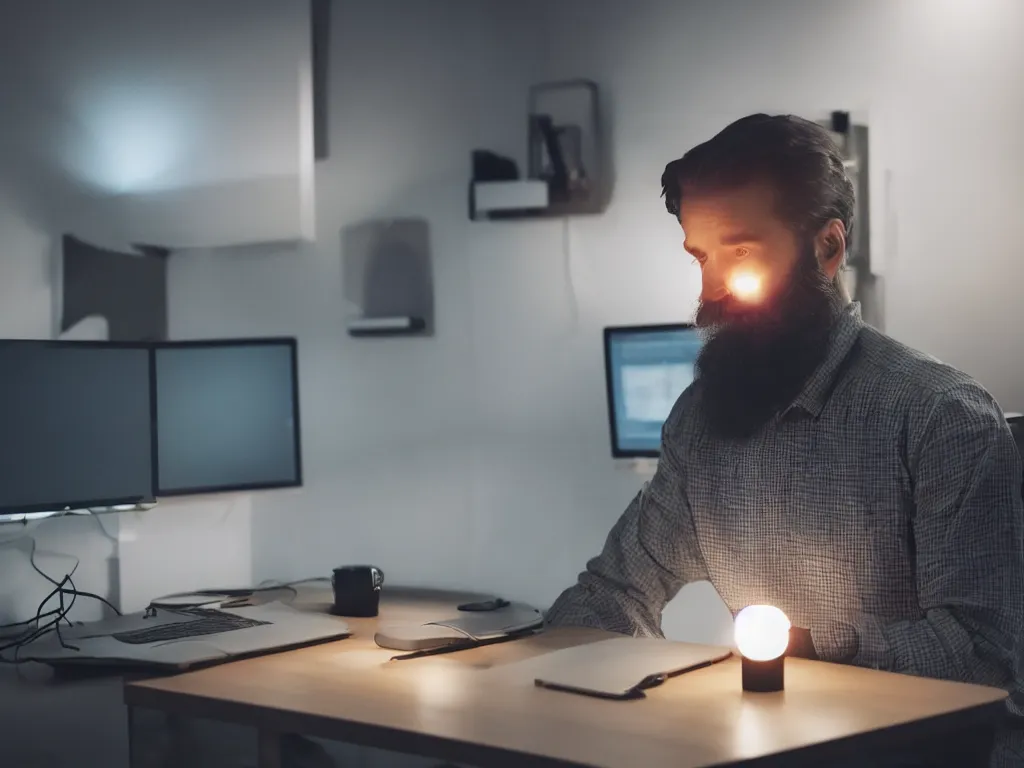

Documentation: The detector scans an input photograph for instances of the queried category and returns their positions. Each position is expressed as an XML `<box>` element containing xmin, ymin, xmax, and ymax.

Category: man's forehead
<box><xmin>679</xmin><ymin>182</ymin><xmax>782</xmax><ymax>242</ymax></box>
<box><xmin>679</xmin><ymin>181</ymin><xmax>778</xmax><ymax>220</ymax></box>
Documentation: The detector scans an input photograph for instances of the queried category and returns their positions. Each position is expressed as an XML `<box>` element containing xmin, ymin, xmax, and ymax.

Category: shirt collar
<box><xmin>785</xmin><ymin>302</ymin><xmax>864</xmax><ymax>418</ymax></box>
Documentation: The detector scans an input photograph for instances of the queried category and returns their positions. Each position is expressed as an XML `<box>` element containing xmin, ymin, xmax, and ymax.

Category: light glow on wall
<box><xmin>63</xmin><ymin>79</ymin><xmax>194</xmax><ymax>194</ymax></box>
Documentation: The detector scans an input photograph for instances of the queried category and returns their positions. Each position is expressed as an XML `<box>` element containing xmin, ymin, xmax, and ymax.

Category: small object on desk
<box><xmin>331</xmin><ymin>565</ymin><xmax>384</xmax><ymax>618</ymax></box>
<box><xmin>734</xmin><ymin>604</ymin><xmax>791</xmax><ymax>693</ymax></box>
<box><xmin>457</xmin><ymin>597</ymin><xmax>510</xmax><ymax>612</ymax></box>
<box><xmin>786</xmin><ymin>626</ymin><xmax>819</xmax><ymax>660</ymax></box>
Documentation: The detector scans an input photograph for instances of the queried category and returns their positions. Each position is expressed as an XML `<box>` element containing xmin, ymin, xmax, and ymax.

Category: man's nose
<box><xmin>700</xmin><ymin>268</ymin><xmax>729</xmax><ymax>302</ymax></box>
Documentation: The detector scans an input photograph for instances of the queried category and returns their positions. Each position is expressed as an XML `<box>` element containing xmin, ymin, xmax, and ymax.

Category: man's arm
<box><xmin>846</xmin><ymin>383</ymin><xmax>1024</xmax><ymax>686</ymax></box>
<box><xmin>546</xmin><ymin>395</ymin><xmax>709</xmax><ymax>637</ymax></box>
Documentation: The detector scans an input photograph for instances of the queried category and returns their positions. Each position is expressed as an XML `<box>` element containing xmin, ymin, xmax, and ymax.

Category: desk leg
<box><xmin>126</xmin><ymin>707</ymin><xmax>189</xmax><ymax>768</ymax></box>
<box><xmin>126</xmin><ymin>706</ymin><xmax>139</xmax><ymax>768</ymax></box>
<box><xmin>257</xmin><ymin>729</ymin><xmax>283</xmax><ymax>768</ymax></box>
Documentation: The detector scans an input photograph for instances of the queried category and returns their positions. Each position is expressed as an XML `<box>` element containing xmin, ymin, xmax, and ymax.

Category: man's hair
<box><xmin>661</xmin><ymin>114</ymin><xmax>855</xmax><ymax>246</ymax></box>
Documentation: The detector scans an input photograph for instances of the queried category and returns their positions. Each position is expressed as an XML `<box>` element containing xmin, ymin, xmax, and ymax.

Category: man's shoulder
<box><xmin>855</xmin><ymin>325</ymin><xmax>989</xmax><ymax>400</ymax></box>
<box><xmin>853</xmin><ymin>326</ymin><xmax>1002</xmax><ymax>420</ymax></box>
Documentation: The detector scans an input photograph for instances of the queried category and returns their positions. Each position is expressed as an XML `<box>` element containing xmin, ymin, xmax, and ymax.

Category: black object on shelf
<box><xmin>472</xmin><ymin>150</ymin><xmax>519</xmax><ymax>183</ymax></box>
<box><xmin>533</xmin><ymin>114</ymin><xmax>570</xmax><ymax>201</ymax></box>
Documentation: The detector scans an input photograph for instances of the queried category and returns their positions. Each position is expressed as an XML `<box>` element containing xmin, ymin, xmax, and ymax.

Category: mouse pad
<box><xmin>425</xmin><ymin>603</ymin><xmax>543</xmax><ymax>640</ymax></box>
<box><xmin>374</xmin><ymin>624</ymin><xmax>467</xmax><ymax>652</ymax></box>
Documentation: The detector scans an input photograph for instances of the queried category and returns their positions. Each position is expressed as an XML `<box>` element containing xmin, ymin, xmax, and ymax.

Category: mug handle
<box><xmin>371</xmin><ymin>567</ymin><xmax>385</xmax><ymax>590</ymax></box>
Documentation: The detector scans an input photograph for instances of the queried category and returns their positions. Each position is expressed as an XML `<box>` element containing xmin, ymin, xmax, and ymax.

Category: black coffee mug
<box><xmin>331</xmin><ymin>565</ymin><xmax>385</xmax><ymax>617</ymax></box>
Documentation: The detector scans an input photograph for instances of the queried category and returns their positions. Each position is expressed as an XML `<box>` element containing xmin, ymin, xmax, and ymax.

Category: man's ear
<box><xmin>814</xmin><ymin>219</ymin><xmax>847</xmax><ymax>279</ymax></box>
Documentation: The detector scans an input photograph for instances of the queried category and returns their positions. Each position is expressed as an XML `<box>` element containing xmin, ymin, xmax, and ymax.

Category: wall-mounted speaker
<box><xmin>341</xmin><ymin>218</ymin><xmax>434</xmax><ymax>338</ymax></box>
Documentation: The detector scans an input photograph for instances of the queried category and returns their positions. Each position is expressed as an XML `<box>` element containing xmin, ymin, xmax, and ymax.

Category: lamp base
<box><xmin>741</xmin><ymin>655</ymin><xmax>784</xmax><ymax>692</ymax></box>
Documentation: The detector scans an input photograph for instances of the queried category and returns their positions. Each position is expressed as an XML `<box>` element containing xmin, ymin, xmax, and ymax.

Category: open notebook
<box><xmin>500</xmin><ymin>637</ymin><xmax>732</xmax><ymax>699</ymax></box>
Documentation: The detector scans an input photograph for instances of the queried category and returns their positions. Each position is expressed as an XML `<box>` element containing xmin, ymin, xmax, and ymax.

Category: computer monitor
<box><xmin>603</xmin><ymin>324</ymin><xmax>702</xmax><ymax>458</ymax></box>
<box><xmin>0</xmin><ymin>340</ymin><xmax>155</xmax><ymax>520</ymax></box>
<box><xmin>153</xmin><ymin>338</ymin><xmax>302</xmax><ymax>496</ymax></box>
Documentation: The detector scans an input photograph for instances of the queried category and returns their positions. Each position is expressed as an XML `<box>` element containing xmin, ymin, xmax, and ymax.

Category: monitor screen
<box><xmin>603</xmin><ymin>324</ymin><xmax>702</xmax><ymax>458</ymax></box>
<box><xmin>0</xmin><ymin>341</ymin><xmax>154</xmax><ymax>517</ymax></box>
<box><xmin>153</xmin><ymin>338</ymin><xmax>302</xmax><ymax>496</ymax></box>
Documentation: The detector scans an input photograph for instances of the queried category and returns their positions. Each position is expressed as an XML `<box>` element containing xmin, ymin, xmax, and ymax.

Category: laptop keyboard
<box><xmin>113</xmin><ymin>608</ymin><xmax>271</xmax><ymax>645</ymax></box>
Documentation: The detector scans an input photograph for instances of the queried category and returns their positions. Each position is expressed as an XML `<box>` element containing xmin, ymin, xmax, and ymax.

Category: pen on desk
<box><xmin>390</xmin><ymin>641</ymin><xmax>477</xmax><ymax>662</ymax></box>
<box><xmin>389</xmin><ymin>628</ymin><xmax>541</xmax><ymax>662</ymax></box>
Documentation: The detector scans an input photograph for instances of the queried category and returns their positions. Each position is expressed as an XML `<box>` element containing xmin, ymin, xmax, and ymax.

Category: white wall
<box><xmin>0</xmin><ymin>0</ymin><xmax>305</xmax><ymax>196</ymax></box>
<box><xmin>0</xmin><ymin>0</ymin><xmax>314</xmax><ymax>249</ymax></box>
<box><xmin>170</xmin><ymin>0</ymin><xmax>1024</xmax><ymax>648</ymax></box>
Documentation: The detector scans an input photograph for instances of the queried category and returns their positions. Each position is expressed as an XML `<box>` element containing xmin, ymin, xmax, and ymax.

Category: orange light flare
<box><xmin>728</xmin><ymin>270</ymin><xmax>764</xmax><ymax>303</ymax></box>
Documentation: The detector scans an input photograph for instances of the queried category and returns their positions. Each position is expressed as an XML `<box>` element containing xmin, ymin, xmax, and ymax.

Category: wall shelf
<box><xmin>469</xmin><ymin>79</ymin><xmax>609</xmax><ymax>221</ymax></box>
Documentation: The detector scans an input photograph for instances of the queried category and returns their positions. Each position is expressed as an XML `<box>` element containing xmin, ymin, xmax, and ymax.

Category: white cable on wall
<box><xmin>562</xmin><ymin>217</ymin><xmax>580</xmax><ymax>328</ymax></box>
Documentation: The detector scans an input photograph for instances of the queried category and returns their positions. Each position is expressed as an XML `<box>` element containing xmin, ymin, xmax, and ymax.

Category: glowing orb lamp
<box><xmin>734</xmin><ymin>605</ymin><xmax>790</xmax><ymax>692</ymax></box>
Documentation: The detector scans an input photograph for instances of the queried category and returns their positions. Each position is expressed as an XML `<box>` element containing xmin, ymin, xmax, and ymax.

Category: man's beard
<box><xmin>694</xmin><ymin>247</ymin><xmax>844</xmax><ymax>440</ymax></box>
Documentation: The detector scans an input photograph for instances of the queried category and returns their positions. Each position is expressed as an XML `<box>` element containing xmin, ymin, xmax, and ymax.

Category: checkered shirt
<box><xmin>547</xmin><ymin>303</ymin><xmax>1024</xmax><ymax>764</ymax></box>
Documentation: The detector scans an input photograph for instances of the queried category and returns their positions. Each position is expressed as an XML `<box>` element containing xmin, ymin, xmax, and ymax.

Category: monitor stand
<box><xmin>84</xmin><ymin>502</ymin><xmax>158</xmax><ymax>515</ymax></box>
<box><xmin>615</xmin><ymin>458</ymin><xmax>658</xmax><ymax>477</ymax></box>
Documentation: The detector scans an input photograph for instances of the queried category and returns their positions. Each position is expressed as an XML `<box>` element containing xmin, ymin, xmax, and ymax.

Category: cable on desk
<box><xmin>0</xmin><ymin>572</ymin><xmax>77</xmax><ymax>661</ymax></box>
<box><xmin>0</xmin><ymin>523</ymin><xmax>123</xmax><ymax>664</ymax></box>
<box><xmin>0</xmin><ymin>537</ymin><xmax>123</xmax><ymax>663</ymax></box>
<box><xmin>25</xmin><ymin>536</ymin><xmax>121</xmax><ymax>617</ymax></box>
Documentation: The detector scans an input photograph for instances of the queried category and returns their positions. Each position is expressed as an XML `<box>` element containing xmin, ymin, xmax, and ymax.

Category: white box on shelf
<box><xmin>472</xmin><ymin>180</ymin><xmax>549</xmax><ymax>218</ymax></box>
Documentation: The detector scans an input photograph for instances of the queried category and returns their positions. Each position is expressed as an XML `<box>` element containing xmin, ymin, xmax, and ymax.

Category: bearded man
<box><xmin>546</xmin><ymin>114</ymin><xmax>1024</xmax><ymax>767</ymax></box>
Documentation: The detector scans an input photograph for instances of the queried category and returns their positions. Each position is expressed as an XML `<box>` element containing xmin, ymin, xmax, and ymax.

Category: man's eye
<box><xmin>735</xmin><ymin>247</ymin><xmax>750</xmax><ymax>259</ymax></box>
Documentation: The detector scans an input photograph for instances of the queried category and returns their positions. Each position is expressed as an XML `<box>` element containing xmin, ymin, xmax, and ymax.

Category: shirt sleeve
<box><xmin>545</xmin><ymin>394</ymin><xmax>710</xmax><ymax>637</ymax></box>
<box><xmin>848</xmin><ymin>382</ymin><xmax>1024</xmax><ymax>689</ymax></box>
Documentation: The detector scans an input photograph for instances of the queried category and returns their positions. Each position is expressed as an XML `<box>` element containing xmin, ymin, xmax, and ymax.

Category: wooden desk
<box><xmin>124</xmin><ymin>589</ymin><xmax>1007</xmax><ymax>768</ymax></box>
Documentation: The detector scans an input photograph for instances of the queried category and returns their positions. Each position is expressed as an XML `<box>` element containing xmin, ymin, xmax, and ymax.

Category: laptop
<box><xmin>20</xmin><ymin>601</ymin><xmax>351</xmax><ymax>671</ymax></box>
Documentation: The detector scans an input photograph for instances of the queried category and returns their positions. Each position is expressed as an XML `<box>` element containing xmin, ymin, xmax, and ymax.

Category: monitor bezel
<box><xmin>602</xmin><ymin>323</ymin><xmax>697</xmax><ymax>459</ymax></box>
<box><xmin>0</xmin><ymin>339</ymin><xmax>156</xmax><ymax>518</ymax></box>
<box><xmin>150</xmin><ymin>336</ymin><xmax>304</xmax><ymax>498</ymax></box>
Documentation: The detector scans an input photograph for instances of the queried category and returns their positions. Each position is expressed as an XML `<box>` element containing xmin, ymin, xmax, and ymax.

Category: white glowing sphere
<box><xmin>734</xmin><ymin>605</ymin><xmax>791</xmax><ymax>661</ymax></box>
<box><xmin>728</xmin><ymin>271</ymin><xmax>763</xmax><ymax>301</ymax></box>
